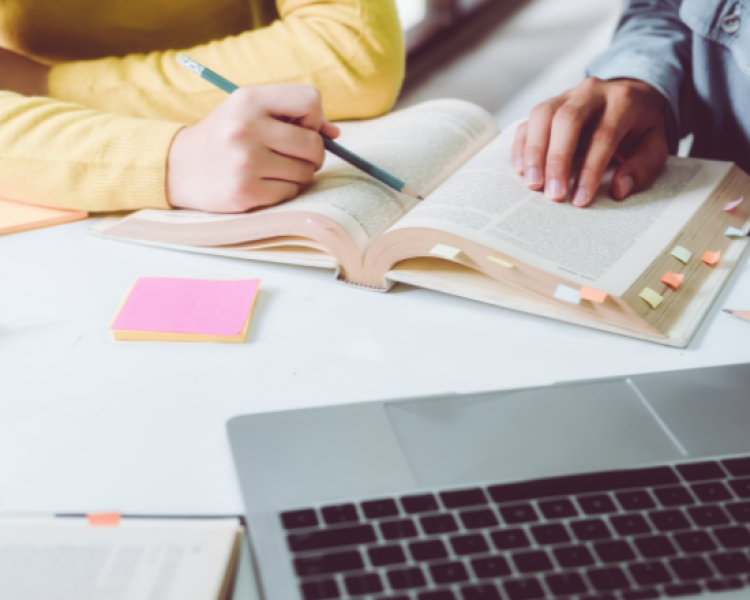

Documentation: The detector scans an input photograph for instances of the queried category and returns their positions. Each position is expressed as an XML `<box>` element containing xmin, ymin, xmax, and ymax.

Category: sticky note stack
<box><xmin>0</xmin><ymin>198</ymin><xmax>87</xmax><ymax>235</ymax></box>
<box><xmin>110</xmin><ymin>277</ymin><xmax>260</xmax><ymax>343</ymax></box>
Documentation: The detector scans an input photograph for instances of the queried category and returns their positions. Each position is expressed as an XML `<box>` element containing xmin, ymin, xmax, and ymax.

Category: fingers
<box><xmin>261</xmin><ymin>152</ymin><xmax>316</xmax><ymax>185</ymax></box>
<box><xmin>321</xmin><ymin>121</ymin><xmax>340</xmax><ymax>139</ymax></box>
<box><xmin>263</xmin><ymin>119</ymin><xmax>326</xmax><ymax>170</ymax></box>
<box><xmin>512</xmin><ymin>122</ymin><xmax>528</xmax><ymax>175</ymax></box>
<box><xmin>249</xmin><ymin>180</ymin><xmax>301</xmax><ymax>209</ymax></box>
<box><xmin>254</xmin><ymin>84</ymin><xmax>327</xmax><ymax>132</ymax></box>
<box><xmin>610</xmin><ymin>127</ymin><xmax>669</xmax><ymax>200</ymax></box>
<box><xmin>524</xmin><ymin>98</ymin><xmax>565</xmax><ymax>190</ymax></box>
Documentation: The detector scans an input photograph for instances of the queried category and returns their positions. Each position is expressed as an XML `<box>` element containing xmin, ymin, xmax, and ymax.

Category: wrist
<box><xmin>613</xmin><ymin>78</ymin><xmax>665</xmax><ymax>110</ymax></box>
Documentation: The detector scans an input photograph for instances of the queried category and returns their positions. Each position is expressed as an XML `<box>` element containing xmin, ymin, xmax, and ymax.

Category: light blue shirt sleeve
<box><xmin>587</xmin><ymin>0</ymin><xmax>691</xmax><ymax>153</ymax></box>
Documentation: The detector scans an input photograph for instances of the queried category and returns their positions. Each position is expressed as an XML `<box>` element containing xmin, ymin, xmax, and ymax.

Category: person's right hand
<box><xmin>512</xmin><ymin>78</ymin><xmax>669</xmax><ymax>207</ymax></box>
<box><xmin>167</xmin><ymin>84</ymin><xmax>340</xmax><ymax>213</ymax></box>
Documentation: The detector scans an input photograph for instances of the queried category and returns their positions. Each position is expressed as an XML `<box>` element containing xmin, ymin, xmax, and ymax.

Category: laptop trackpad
<box><xmin>385</xmin><ymin>380</ymin><xmax>685</xmax><ymax>488</ymax></box>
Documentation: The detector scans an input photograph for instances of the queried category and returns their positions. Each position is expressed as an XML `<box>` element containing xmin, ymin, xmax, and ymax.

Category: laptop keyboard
<box><xmin>280</xmin><ymin>457</ymin><xmax>750</xmax><ymax>600</ymax></box>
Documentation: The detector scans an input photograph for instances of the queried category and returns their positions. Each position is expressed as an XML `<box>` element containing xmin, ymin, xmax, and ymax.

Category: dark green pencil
<box><xmin>177</xmin><ymin>54</ymin><xmax>422</xmax><ymax>200</ymax></box>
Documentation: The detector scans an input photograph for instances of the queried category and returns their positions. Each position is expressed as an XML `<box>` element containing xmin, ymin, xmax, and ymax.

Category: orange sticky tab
<box><xmin>87</xmin><ymin>513</ymin><xmax>121</xmax><ymax>527</ymax></box>
<box><xmin>701</xmin><ymin>250</ymin><xmax>721</xmax><ymax>266</ymax></box>
<box><xmin>660</xmin><ymin>272</ymin><xmax>684</xmax><ymax>290</ymax></box>
<box><xmin>578</xmin><ymin>286</ymin><xmax>608</xmax><ymax>303</ymax></box>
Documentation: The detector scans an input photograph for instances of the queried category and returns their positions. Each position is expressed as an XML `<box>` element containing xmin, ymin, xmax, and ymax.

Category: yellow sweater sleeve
<box><xmin>48</xmin><ymin>0</ymin><xmax>405</xmax><ymax>124</ymax></box>
<box><xmin>0</xmin><ymin>91</ymin><xmax>181</xmax><ymax>211</ymax></box>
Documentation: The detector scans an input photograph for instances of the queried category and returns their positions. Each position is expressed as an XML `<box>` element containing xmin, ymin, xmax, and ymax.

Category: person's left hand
<box><xmin>0</xmin><ymin>47</ymin><xmax>49</xmax><ymax>96</ymax></box>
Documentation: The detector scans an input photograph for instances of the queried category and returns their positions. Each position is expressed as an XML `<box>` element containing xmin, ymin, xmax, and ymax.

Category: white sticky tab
<box><xmin>430</xmin><ymin>244</ymin><xmax>461</xmax><ymax>260</ymax></box>
<box><xmin>487</xmin><ymin>256</ymin><xmax>514</xmax><ymax>268</ymax></box>
<box><xmin>725</xmin><ymin>226</ymin><xmax>747</xmax><ymax>237</ymax></box>
<box><xmin>554</xmin><ymin>284</ymin><xmax>581</xmax><ymax>305</ymax></box>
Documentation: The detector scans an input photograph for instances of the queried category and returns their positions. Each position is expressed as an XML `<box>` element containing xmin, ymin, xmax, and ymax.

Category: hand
<box><xmin>512</xmin><ymin>77</ymin><xmax>668</xmax><ymax>207</ymax></box>
<box><xmin>0</xmin><ymin>47</ymin><xmax>49</xmax><ymax>96</ymax></box>
<box><xmin>167</xmin><ymin>84</ymin><xmax>340</xmax><ymax>213</ymax></box>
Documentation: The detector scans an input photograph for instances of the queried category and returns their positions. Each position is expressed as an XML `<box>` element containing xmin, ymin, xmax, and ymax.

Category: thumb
<box><xmin>610</xmin><ymin>128</ymin><xmax>668</xmax><ymax>200</ymax></box>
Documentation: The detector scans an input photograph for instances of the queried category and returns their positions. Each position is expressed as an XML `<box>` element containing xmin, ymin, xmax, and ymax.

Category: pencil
<box><xmin>177</xmin><ymin>54</ymin><xmax>423</xmax><ymax>200</ymax></box>
<box><xmin>723</xmin><ymin>309</ymin><xmax>750</xmax><ymax>323</ymax></box>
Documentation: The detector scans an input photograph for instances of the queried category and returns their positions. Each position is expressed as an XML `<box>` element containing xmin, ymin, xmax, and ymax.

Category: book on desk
<box><xmin>91</xmin><ymin>99</ymin><xmax>750</xmax><ymax>348</ymax></box>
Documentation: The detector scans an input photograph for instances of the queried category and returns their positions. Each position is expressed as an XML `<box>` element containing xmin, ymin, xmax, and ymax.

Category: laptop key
<box><xmin>321</xmin><ymin>504</ymin><xmax>359</xmax><ymax>525</ymax></box>
<box><xmin>623</xmin><ymin>590</ymin><xmax>659</xmax><ymax>600</ymax></box>
<box><xmin>368</xmin><ymin>544</ymin><xmax>407</xmax><ymax>567</ymax></box>
<box><xmin>490</xmin><ymin>528</ymin><xmax>530</xmax><ymax>550</ymax></box>
<box><xmin>421</xmin><ymin>514</ymin><xmax>459</xmax><ymax>535</ymax></box>
<box><xmin>281</xmin><ymin>509</ymin><xmax>318</xmax><ymax>530</ymax></box>
<box><xmin>578</xmin><ymin>494</ymin><xmax>618</xmax><ymax>515</ymax></box>
<box><xmin>723</xmin><ymin>457</ymin><xmax>750</xmax><ymax>477</ymax></box>
<box><xmin>648</xmin><ymin>509</ymin><xmax>691</xmax><ymax>532</ymax></box>
<box><xmin>451</xmin><ymin>533</ymin><xmax>490</xmax><ymax>555</ymax></box>
<box><xmin>672</xmin><ymin>530</ymin><xmax>716</xmax><ymax>553</ymax></box>
<box><xmin>530</xmin><ymin>523</ymin><xmax>571</xmax><ymax>545</ymax></box>
<box><xmin>634</xmin><ymin>535</ymin><xmax>677</xmax><ymax>558</ymax></box>
<box><xmin>460</xmin><ymin>583</ymin><xmax>502</xmax><ymax>600</ymax></box>
<box><xmin>499</xmin><ymin>503</ymin><xmax>538</xmax><ymax>524</ymax></box>
<box><xmin>539</xmin><ymin>498</ymin><xmax>578</xmax><ymax>520</ymax></box>
<box><xmin>593</xmin><ymin>540</ymin><xmax>636</xmax><ymax>563</ymax></box>
<box><xmin>380</xmin><ymin>519</ymin><xmax>418</xmax><ymax>540</ymax></box>
<box><xmin>553</xmin><ymin>545</ymin><xmax>596</xmax><ymax>568</ymax></box>
<box><xmin>615</xmin><ymin>490</ymin><xmax>656</xmax><ymax>511</ymax></box>
<box><xmin>418</xmin><ymin>591</ymin><xmax>456</xmax><ymax>600</ymax></box>
<box><xmin>344</xmin><ymin>573</ymin><xmax>383</xmax><ymax>596</ymax></box>
<box><xmin>571</xmin><ymin>518</ymin><xmax>612</xmax><ymax>541</ymax></box>
<box><xmin>545</xmin><ymin>572</ymin><xmax>588</xmax><ymax>595</ymax></box>
<box><xmin>512</xmin><ymin>550</ymin><xmax>554</xmax><ymax>573</ymax></box>
<box><xmin>401</xmin><ymin>494</ymin><xmax>439</xmax><ymax>514</ymax></box>
<box><xmin>709</xmin><ymin>551</ymin><xmax>750</xmax><ymax>575</ymax></box>
<box><xmin>459</xmin><ymin>508</ymin><xmax>498</xmax><ymax>530</ymax></box>
<box><xmin>429</xmin><ymin>561</ymin><xmax>470</xmax><ymax>584</ymax></box>
<box><xmin>587</xmin><ymin>566</ymin><xmax>630</xmax><ymax>591</ymax></box>
<box><xmin>676</xmin><ymin>461</ymin><xmax>726</xmax><ymax>481</ymax></box>
<box><xmin>691</xmin><ymin>481</ymin><xmax>732</xmax><ymax>503</ymax></box>
<box><xmin>440</xmin><ymin>488</ymin><xmax>487</xmax><ymax>509</ymax></box>
<box><xmin>294</xmin><ymin>550</ymin><xmax>364</xmax><ymax>576</ymax></box>
<box><xmin>726</xmin><ymin>500</ymin><xmax>750</xmax><ymax>522</ymax></box>
<box><xmin>361</xmin><ymin>498</ymin><xmax>399</xmax><ymax>520</ymax></box>
<box><xmin>387</xmin><ymin>567</ymin><xmax>428</xmax><ymax>590</ymax></box>
<box><xmin>628</xmin><ymin>561</ymin><xmax>672</xmax><ymax>585</ymax></box>
<box><xmin>687</xmin><ymin>504</ymin><xmax>730</xmax><ymax>526</ymax></box>
<box><xmin>653</xmin><ymin>486</ymin><xmax>695</xmax><ymax>507</ymax></box>
<box><xmin>471</xmin><ymin>556</ymin><xmax>511</xmax><ymax>579</ymax></box>
<box><xmin>300</xmin><ymin>578</ymin><xmax>340</xmax><ymax>600</ymax></box>
<box><xmin>664</xmin><ymin>583</ymin><xmax>701</xmax><ymax>597</ymax></box>
<box><xmin>488</xmin><ymin>466</ymin><xmax>678</xmax><ymax>504</ymax></box>
<box><xmin>409</xmin><ymin>539</ymin><xmax>449</xmax><ymax>562</ymax></box>
<box><xmin>502</xmin><ymin>578</ymin><xmax>545</xmax><ymax>600</ymax></box>
<box><xmin>706</xmin><ymin>578</ymin><xmax>744</xmax><ymax>591</ymax></box>
<box><xmin>669</xmin><ymin>556</ymin><xmax>713</xmax><ymax>580</ymax></box>
<box><xmin>288</xmin><ymin>524</ymin><xmax>376</xmax><ymax>552</ymax></box>
<box><xmin>730</xmin><ymin>477</ymin><xmax>750</xmax><ymax>498</ymax></box>
<box><xmin>610</xmin><ymin>514</ymin><xmax>651</xmax><ymax>536</ymax></box>
<box><xmin>714</xmin><ymin>525</ymin><xmax>750</xmax><ymax>549</ymax></box>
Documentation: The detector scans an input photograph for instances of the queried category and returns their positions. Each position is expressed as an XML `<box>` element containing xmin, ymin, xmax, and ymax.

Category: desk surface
<box><xmin>1</xmin><ymin>219</ymin><xmax>749</xmax><ymax>515</ymax></box>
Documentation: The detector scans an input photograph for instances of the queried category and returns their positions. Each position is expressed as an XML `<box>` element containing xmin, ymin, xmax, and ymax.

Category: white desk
<box><xmin>1</xmin><ymin>219</ymin><xmax>749</xmax><ymax>516</ymax></box>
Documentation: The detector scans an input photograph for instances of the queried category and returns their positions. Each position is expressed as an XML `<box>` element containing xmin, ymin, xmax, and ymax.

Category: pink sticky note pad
<box><xmin>579</xmin><ymin>286</ymin><xmax>608</xmax><ymax>303</ymax></box>
<box><xmin>660</xmin><ymin>272</ymin><xmax>684</xmax><ymax>290</ymax></box>
<box><xmin>87</xmin><ymin>513</ymin><xmax>121</xmax><ymax>527</ymax></box>
<box><xmin>725</xmin><ymin>197</ymin><xmax>744</xmax><ymax>212</ymax></box>
<box><xmin>701</xmin><ymin>250</ymin><xmax>721</xmax><ymax>267</ymax></box>
<box><xmin>111</xmin><ymin>277</ymin><xmax>260</xmax><ymax>335</ymax></box>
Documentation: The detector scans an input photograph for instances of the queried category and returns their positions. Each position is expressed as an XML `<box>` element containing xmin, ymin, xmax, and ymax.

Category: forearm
<box><xmin>48</xmin><ymin>0</ymin><xmax>405</xmax><ymax>123</ymax></box>
<box><xmin>587</xmin><ymin>0</ymin><xmax>691</xmax><ymax>151</ymax></box>
<box><xmin>0</xmin><ymin>48</ymin><xmax>49</xmax><ymax>96</ymax></box>
<box><xmin>0</xmin><ymin>91</ymin><xmax>181</xmax><ymax>211</ymax></box>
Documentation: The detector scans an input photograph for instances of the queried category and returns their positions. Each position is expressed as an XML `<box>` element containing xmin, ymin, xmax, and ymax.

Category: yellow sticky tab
<box><xmin>660</xmin><ymin>272</ymin><xmax>684</xmax><ymax>290</ymax></box>
<box><xmin>702</xmin><ymin>250</ymin><xmax>721</xmax><ymax>266</ymax></box>
<box><xmin>640</xmin><ymin>287</ymin><xmax>664</xmax><ymax>309</ymax></box>
<box><xmin>671</xmin><ymin>246</ymin><xmax>693</xmax><ymax>264</ymax></box>
<box><xmin>579</xmin><ymin>286</ymin><xmax>608</xmax><ymax>303</ymax></box>
<box><xmin>487</xmin><ymin>256</ymin><xmax>514</xmax><ymax>268</ymax></box>
<box><xmin>430</xmin><ymin>244</ymin><xmax>461</xmax><ymax>260</ymax></box>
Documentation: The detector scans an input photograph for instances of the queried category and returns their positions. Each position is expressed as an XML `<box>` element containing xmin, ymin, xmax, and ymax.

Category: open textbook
<box><xmin>93</xmin><ymin>99</ymin><xmax>750</xmax><ymax>347</ymax></box>
<box><xmin>0</xmin><ymin>516</ymin><xmax>243</xmax><ymax>600</ymax></box>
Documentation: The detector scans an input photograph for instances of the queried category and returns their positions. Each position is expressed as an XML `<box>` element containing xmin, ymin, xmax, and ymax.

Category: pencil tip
<box><xmin>401</xmin><ymin>185</ymin><xmax>423</xmax><ymax>200</ymax></box>
<box><xmin>418</xmin><ymin>195</ymin><xmax>424</xmax><ymax>201</ymax></box>
<box><xmin>722</xmin><ymin>309</ymin><xmax>733</xmax><ymax>314</ymax></box>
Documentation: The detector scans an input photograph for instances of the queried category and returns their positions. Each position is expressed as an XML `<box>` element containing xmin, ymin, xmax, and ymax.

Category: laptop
<box><xmin>227</xmin><ymin>363</ymin><xmax>750</xmax><ymax>600</ymax></box>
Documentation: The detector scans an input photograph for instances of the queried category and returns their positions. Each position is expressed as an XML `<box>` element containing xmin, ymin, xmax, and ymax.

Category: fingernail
<box><xmin>514</xmin><ymin>156</ymin><xmax>524</xmax><ymax>173</ymax></box>
<box><xmin>619</xmin><ymin>174</ymin><xmax>634</xmax><ymax>198</ymax></box>
<box><xmin>573</xmin><ymin>187</ymin><xmax>588</xmax><ymax>207</ymax></box>
<box><xmin>546</xmin><ymin>179</ymin><xmax>564</xmax><ymax>199</ymax></box>
<box><xmin>525</xmin><ymin>167</ymin><xmax>542</xmax><ymax>186</ymax></box>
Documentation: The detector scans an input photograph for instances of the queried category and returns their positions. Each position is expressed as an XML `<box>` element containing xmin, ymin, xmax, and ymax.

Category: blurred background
<box><xmin>394</xmin><ymin>0</ymin><xmax>623</xmax><ymax>127</ymax></box>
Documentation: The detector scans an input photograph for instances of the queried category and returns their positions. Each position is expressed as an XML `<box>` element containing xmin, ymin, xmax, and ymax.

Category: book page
<box><xmin>109</xmin><ymin>100</ymin><xmax>498</xmax><ymax>255</ymax></box>
<box><xmin>389</xmin><ymin>123</ymin><xmax>732</xmax><ymax>295</ymax></box>
<box><xmin>0</xmin><ymin>517</ymin><xmax>240</xmax><ymax>600</ymax></box>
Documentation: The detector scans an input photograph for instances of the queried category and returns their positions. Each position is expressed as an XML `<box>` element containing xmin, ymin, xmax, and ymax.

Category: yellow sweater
<box><xmin>0</xmin><ymin>0</ymin><xmax>404</xmax><ymax>211</ymax></box>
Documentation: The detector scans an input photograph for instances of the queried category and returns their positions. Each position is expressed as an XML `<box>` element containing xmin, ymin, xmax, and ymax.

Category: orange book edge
<box><xmin>0</xmin><ymin>198</ymin><xmax>87</xmax><ymax>236</ymax></box>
